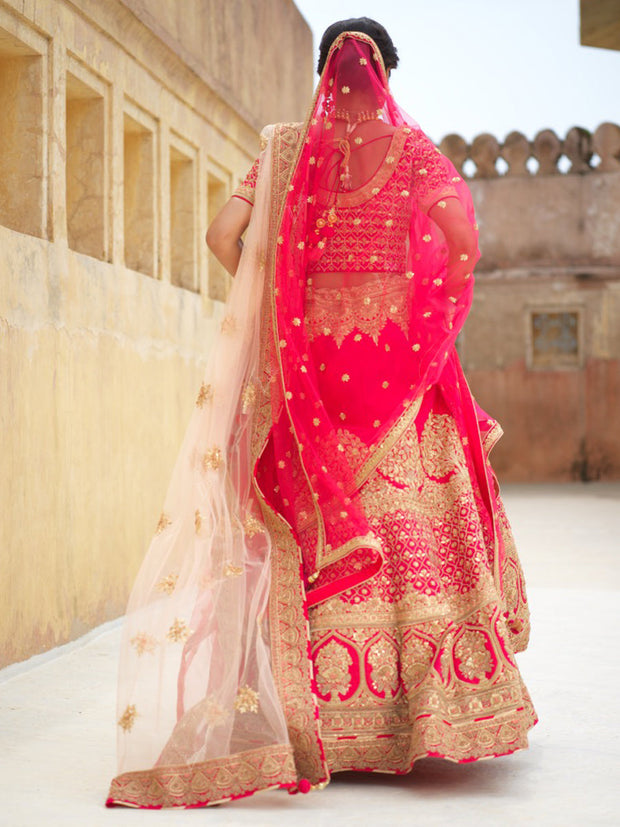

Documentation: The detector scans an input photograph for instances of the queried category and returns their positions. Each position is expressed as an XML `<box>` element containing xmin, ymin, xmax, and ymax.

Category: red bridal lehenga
<box><xmin>107</xmin><ymin>33</ymin><xmax>536</xmax><ymax>809</ymax></box>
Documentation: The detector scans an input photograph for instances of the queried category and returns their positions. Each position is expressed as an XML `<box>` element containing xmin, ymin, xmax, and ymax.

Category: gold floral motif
<box><xmin>402</xmin><ymin>634</ymin><xmax>436</xmax><ymax>688</ymax></box>
<box><xmin>166</xmin><ymin>618</ymin><xmax>192</xmax><ymax>643</ymax></box>
<box><xmin>118</xmin><ymin>704</ymin><xmax>137</xmax><ymax>732</ymax></box>
<box><xmin>420</xmin><ymin>414</ymin><xmax>466</xmax><ymax>479</ymax></box>
<box><xmin>223</xmin><ymin>562</ymin><xmax>244</xmax><ymax>577</ymax></box>
<box><xmin>234</xmin><ymin>685</ymin><xmax>260</xmax><ymax>713</ymax></box>
<box><xmin>367</xmin><ymin>637</ymin><xmax>400</xmax><ymax>695</ymax></box>
<box><xmin>244</xmin><ymin>514</ymin><xmax>264</xmax><ymax>537</ymax></box>
<box><xmin>194</xmin><ymin>509</ymin><xmax>202</xmax><ymax>534</ymax></box>
<box><xmin>156</xmin><ymin>573</ymin><xmax>178</xmax><ymax>595</ymax></box>
<box><xmin>241</xmin><ymin>382</ymin><xmax>257</xmax><ymax>413</ymax></box>
<box><xmin>314</xmin><ymin>639</ymin><xmax>353</xmax><ymax>699</ymax></box>
<box><xmin>454</xmin><ymin>629</ymin><xmax>494</xmax><ymax>681</ymax></box>
<box><xmin>202</xmin><ymin>447</ymin><xmax>223</xmax><ymax>471</ymax></box>
<box><xmin>155</xmin><ymin>513</ymin><xmax>171</xmax><ymax>534</ymax></box>
<box><xmin>195</xmin><ymin>382</ymin><xmax>213</xmax><ymax>408</ymax></box>
<box><xmin>130</xmin><ymin>632</ymin><xmax>158</xmax><ymax>656</ymax></box>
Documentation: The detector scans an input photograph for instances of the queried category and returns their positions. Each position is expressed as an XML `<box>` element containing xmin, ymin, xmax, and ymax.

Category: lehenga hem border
<box><xmin>322</xmin><ymin>709</ymin><xmax>538</xmax><ymax>776</ymax></box>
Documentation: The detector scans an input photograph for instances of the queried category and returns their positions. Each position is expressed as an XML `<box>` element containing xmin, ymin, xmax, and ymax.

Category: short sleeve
<box><xmin>409</xmin><ymin>130</ymin><xmax>458</xmax><ymax>213</ymax></box>
<box><xmin>233</xmin><ymin>157</ymin><xmax>260</xmax><ymax>206</ymax></box>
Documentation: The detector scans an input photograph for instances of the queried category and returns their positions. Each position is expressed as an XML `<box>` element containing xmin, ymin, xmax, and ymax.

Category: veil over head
<box><xmin>258</xmin><ymin>32</ymin><xmax>484</xmax><ymax>606</ymax></box>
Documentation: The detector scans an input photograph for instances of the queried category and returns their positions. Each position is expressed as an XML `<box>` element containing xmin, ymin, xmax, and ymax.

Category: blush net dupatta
<box><xmin>257</xmin><ymin>33</ymin><xmax>497</xmax><ymax>608</ymax></box>
<box><xmin>107</xmin><ymin>136</ymin><xmax>298</xmax><ymax>809</ymax></box>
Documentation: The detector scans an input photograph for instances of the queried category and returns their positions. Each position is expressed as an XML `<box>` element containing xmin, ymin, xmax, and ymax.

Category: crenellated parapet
<box><xmin>439</xmin><ymin>122</ymin><xmax>620</xmax><ymax>177</ymax></box>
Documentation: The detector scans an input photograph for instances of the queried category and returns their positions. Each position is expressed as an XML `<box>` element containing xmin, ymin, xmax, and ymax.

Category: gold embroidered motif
<box><xmin>367</xmin><ymin>636</ymin><xmax>400</xmax><ymax>695</ymax></box>
<box><xmin>130</xmin><ymin>633</ymin><xmax>157</xmax><ymax>656</ymax></box>
<box><xmin>155</xmin><ymin>573</ymin><xmax>178</xmax><ymax>595</ymax></box>
<box><xmin>402</xmin><ymin>634</ymin><xmax>436</xmax><ymax>688</ymax></box>
<box><xmin>195</xmin><ymin>383</ymin><xmax>213</xmax><ymax>408</ymax></box>
<box><xmin>234</xmin><ymin>685</ymin><xmax>260</xmax><ymax>713</ymax></box>
<box><xmin>244</xmin><ymin>514</ymin><xmax>264</xmax><ymax>537</ymax></box>
<box><xmin>305</xmin><ymin>278</ymin><xmax>409</xmax><ymax>347</ymax></box>
<box><xmin>202</xmin><ymin>447</ymin><xmax>223</xmax><ymax>471</ymax></box>
<box><xmin>314</xmin><ymin>638</ymin><xmax>353</xmax><ymax>699</ymax></box>
<box><xmin>166</xmin><ymin>618</ymin><xmax>191</xmax><ymax>643</ymax></box>
<box><xmin>155</xmin><ymin>513</ymin><xmax>171</xmax><ymax>534</ymax></box>
<box><xmin>118</xmin><ymin>704</ymin><xmax>137</xmax><ymax>732</ymax></box>
<box><xmin>194</xmin><ymin>509</ymin><xmax>202</xmax><ymax>534</ymax></box>
<box><xmin>453</xmin><ymin>629</ymin><xmax>494</xmax><ymax>681</ymax></box>
<box><xmin>223</xmin><ymin>563</ymin><xmax>244</xmax><ymax>577</ymax></box>
<box><xmin>420</xmin><ymin>414</ymin><xmax>466</xmax><ymax>479</ymax></box>
<box><xmin>241</xmin><ymin>382</ymin><xmax>257</xmax><ymax>413</ymax></box>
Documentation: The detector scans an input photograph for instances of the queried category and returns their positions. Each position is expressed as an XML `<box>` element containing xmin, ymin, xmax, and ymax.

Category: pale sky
<box><xmin>293</xmin><ymin>0</ymin><xmax>620</xmax><ymax>144</ymax></box>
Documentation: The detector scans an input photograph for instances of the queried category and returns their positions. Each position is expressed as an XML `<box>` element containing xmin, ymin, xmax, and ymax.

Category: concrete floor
<box><xmin>1</xmin><ymin>483</ymin><xmax>619</xmax><ymax>826</ymax></box>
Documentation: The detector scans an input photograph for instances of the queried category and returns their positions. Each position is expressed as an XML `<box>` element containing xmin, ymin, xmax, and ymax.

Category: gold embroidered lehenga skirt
<box><xmin>301</xmin><ymin>279</ymin><xmax>536</xmax><ymax>772</ymax></box>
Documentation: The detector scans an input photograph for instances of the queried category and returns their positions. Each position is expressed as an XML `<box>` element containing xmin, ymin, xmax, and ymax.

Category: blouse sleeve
<box><xmin>233</xmin><ymin>157</ymin><xmax>260</xmax><ymax>206</ymax></box>
<box><xmin>409</xmin><ymin>130</ymin><xmax>458</xmax><ymax>213</ymax></box>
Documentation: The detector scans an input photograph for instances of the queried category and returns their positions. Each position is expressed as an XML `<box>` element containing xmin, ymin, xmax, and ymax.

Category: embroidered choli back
<box><xmin>310</xmin><ymin>127</ymin><xmax>417</xmax><ymax>276</ymax></box>
<box><xmin>235</xmin><ymin>123</ymin><xmax>456</xmax><ymax>280</ymax></box>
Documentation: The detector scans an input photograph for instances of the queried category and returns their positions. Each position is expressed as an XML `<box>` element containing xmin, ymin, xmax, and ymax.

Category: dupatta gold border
<box><xmin>250</xmin><ymin>122</ymin><xmax>329</xmax><ymax>788</ymax></box>
<box><xmin>106</xmin><ymin>744</ymin><xmax>296</xmax><ymax>808</ymax></box>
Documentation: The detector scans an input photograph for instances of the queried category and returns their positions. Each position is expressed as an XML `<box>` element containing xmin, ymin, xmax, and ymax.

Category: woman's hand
<box><xmin>206</xmin><ymin>197</ymin><xmax>253</xmax><ymax>276</ymax></box>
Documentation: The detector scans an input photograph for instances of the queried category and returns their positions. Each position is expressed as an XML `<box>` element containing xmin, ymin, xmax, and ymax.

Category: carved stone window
<box><xmin>527</xmin><ymin>307</ymin><xmax>583</xmax><ymax>369</ymax></box>
<box><xmin>123</xmin><ymin>103</ymin><xmax>156</xmax><ymax>276</ymax></box>
<box><xmin>170</xmin><ymin>136</ymin><xmax>197</xmax><ymax>291</ymax></box>
<box><xmin>0</xmin><ymin>24</ymin><xmax>46</xmax><ymax>238</ymax></box>
<box><xmin>66</xmin><ymin>59</ymin><xmax>108</xmax><ymax>259</ymax></box>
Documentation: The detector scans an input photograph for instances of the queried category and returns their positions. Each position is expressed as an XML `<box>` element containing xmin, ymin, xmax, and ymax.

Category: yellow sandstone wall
<box><xmin>0</xmin><ymin>0</ymin><xmax>312</xmax><ymax>667</ymax></box>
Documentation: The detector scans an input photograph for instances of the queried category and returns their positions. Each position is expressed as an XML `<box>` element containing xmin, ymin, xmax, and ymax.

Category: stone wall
<box><xmin>0</xmin><ymin>0</ymin><xmax>312</xmax><ymax>667</ymax></box>
<box><xmin>440</xmin><ymin>124</ymin><xmax>620</xmax><ymax>481</ymax></box>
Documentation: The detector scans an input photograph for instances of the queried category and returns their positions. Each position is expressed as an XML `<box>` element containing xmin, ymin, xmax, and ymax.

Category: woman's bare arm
<box><xmin>206</xmin><ymin>197</ymin><xmax>253</xmax><ymax>276</ymax></box>
<box><xmin>427</xmin><ymin>196</ymin><xmax>479</xmax><ymax>291</ymax></box>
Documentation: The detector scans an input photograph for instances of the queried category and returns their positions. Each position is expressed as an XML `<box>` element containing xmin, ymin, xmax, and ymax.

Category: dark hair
<box><xmin>317</xmin><ymin>18</ymin><xmax>399</xmax><ymax>75</ymax></box>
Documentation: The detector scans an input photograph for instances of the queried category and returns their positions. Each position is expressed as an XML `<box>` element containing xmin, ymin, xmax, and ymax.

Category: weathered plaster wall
<box><xmin>443</xmin><ymin>127</ymin><xmax>620</xmax><ymax>481</ymax></box>
<box><xmin>0</xmin><ymin>0</ymin><xmax>312</xmax><ymax>667</ymax></box>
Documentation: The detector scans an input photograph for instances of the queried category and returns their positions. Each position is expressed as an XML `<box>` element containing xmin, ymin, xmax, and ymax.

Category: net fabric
<box><xmin>109</xmin><ymin>136</ymin><xmax>297</xmax><ymax>805</ymax></box>
<box><xmin>255</xmin><ymin>32</ymin><xmax>489</xmax><ymax>607</ymax></box>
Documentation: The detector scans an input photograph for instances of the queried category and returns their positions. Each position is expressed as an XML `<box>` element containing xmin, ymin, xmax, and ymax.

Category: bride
<box><xmin>107</xmin><ymin>17</ymin><xmax>536</xmax><ymax>809</ymax></box>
